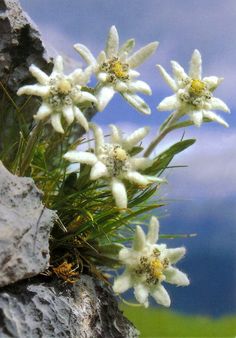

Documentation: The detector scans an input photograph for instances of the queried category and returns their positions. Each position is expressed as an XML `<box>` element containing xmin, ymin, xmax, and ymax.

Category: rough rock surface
<box><xmin>0</xmin><ymin>0</ymin><xmax>53</xmax><ymax>153</ymax></box>
<box><xmin>0</xmin><ymin>162</ymin><xmax>56</xmax><ymax>287</ymax></box>
<box><xmin>0</xmin><ymin>0</ymin><xmax>52</xmax><ymax>93</ymax></box>
<box><xmin>0</xmin><ymin>275</ymin><xmax>139</xmax><ymax>338</ymax></box>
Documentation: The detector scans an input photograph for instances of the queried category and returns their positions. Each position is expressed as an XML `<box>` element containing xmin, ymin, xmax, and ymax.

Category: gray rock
<box><xmin>0</xmin><ymin>162</ymin><xmax>56</xmax><ymax>287</ymax></box>
<box><xmin>0</xmin><ymin>0</ymin><xmax>53</xmax><ymax>154</ymax></box>
<box><xmin>0</xmin><ymin>275</ymin><xmax>139</xmax><ymax>338</ymax></box>
<box><xmin>0</xmin><ymin>0</ymin><xmax>52</xmax><ymax>93</ymax></box>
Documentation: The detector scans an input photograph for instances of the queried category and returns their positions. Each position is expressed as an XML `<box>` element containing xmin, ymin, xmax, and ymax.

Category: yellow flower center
<box><xmin>57</xmin><ymin>79</ymin><xmax>72</xmax><ymax>94</ymax></box>
<box><xmin>110</xmin><ymin>60</ymin><xmax>128</xmax><ymax>79</ymax></box>
<box><xmin>136</xmin><ymin>250</ymin><xmax>169</xmax><ymax>285</ymax></box>
<box><xmin>114</xmin><ymin>147</ymin><xmax>128</xmax><ymax>161</ymax></box>
<box><xmin>150</xmin><ymin>258</ymin><xmax>165</xmax><ymax>280</ymax></box>
<box><xmin>189</xmin><ymin>79</ymin><xmax>206</xmax><ymax>96</ymax></box>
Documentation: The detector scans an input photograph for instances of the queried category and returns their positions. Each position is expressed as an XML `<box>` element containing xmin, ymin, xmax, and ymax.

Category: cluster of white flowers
<box><xmin>17</xmin><ymin>25</ymin><xmax>230</xmax><ymax>308</ymax></box>
<box><xmin>64</xmin><ymin>123</ymin><xmax>165</xmax><ymax>210</ymax></box>
<box><xmin>17</xmin><ymin>26</ymin><xmax>229</xmax><ymax>134</ymax></box>
<box><xmin>74</xmin><ymin>25</ymin><xmax>158</xmax><ymax>114</ymax></box>
<box><xmin>113</xmin><ymin>217</ymin><xmax>189</xmax><ymax>307</ymax></box>
<box><xmin>17</xmin><ymin>56</ymin><xmax>96</xmax><ymax>133</ymax></box>
<box><xmin>157</xmin><ymin>49</ymin><xmax>230</xmax><ymax>127</ymax></box>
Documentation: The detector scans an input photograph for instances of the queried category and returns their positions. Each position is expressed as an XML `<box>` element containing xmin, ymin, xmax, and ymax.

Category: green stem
<box><xmin>19</xmin><ymin>121</ymin><xmax>43</xmax><ymax>176</ymax></box>
<box><xmin>144</xmin><ymin>112</ymin><xmax>179</xmax><ymax>157</ymax></box>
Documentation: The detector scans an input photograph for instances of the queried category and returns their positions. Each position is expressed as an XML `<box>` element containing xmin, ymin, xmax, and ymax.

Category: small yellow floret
<box><xmin>150</xmin><ymin>259</ymin><xmax>164</xmax><ymax>279</ymax></box>
<box><xmin>189</xmin><ymin>79</ymin><xmax>205</xmax><ymax>96</ymax></box>
<box><xmin>111</xmin><ymin>61</ymin><xmax>128</xmax><ymax>79</ymax></box>
<box><xmin>57</xmin><ymin>79</ymin><xmax>72</xmax><ymax>94</ymax></box>
<box><xmin>114</xmin><ymin>148</ymin><xmax>128</xmax><ymax>161</ymax></box>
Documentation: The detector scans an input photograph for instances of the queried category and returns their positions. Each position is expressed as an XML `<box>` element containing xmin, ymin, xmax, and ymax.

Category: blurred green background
<box><xmin>121</xmin><ymin>305</ymin><xmax>236</xmax><ymax>338</ymax></box>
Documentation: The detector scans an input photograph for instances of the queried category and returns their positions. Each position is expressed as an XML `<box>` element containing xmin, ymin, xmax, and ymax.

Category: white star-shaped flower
<box><xmin>113</xmin><ymin>216</ymin><xmax>189</xmax><ymax>307</ymax></box>
<box><xmin>157</xmin><ymin>49</ymin><xmax>230</xmax><ymax>127</ymax></box>
<box><xmin>17</xmin><ymin>56</ymin><xmax>97</xmax><ymax>133</ymax></box>
<box><xmin>74</xmin><ymin>26</ymin><xmax>159</xmax><ymax>115</ymax></box>
<box><xmin>64</xmin><ymin>124</ymin><xmax>165</xmax><ymax>210</ymax></box>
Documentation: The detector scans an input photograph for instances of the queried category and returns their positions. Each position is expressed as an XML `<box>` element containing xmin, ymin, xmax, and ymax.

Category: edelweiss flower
<box><xmin>74</xmin><ymin>26</ymin><xmax>159</xmax><ymax>114</ymax></box>
<box><xmin>157</xmin><ymin>49</ymin><xmax>230</xmax><ymax>127</ymax></box>
<box><xmin>17</xmin><ymin>56</ymin><xmax>97</xmax><ymax>133</ymax></box>
<box><xmin>113</xmin><ymin>217</ymin><xmax>189</xmax><ymax>307</ymax></box>
<box><xmin>64</xmin><ymin>124</ymin><xmax>165</xmax><ymax>210</ymax></box>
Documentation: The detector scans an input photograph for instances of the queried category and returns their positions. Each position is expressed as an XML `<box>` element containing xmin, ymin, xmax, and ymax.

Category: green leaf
<box><xmin>145</xmin><ymin>138</ymin><xmax>196</xmax><ymax>176</ymax></box>
<box><xmin>160</xmin><ymin>233</ymin><xmax>197</xmax><ymax>239</ymax></box>
<box><xmin>128</xmin><ymin>146</ymin><xmax>144</xmax><ymax>156</ymax></box>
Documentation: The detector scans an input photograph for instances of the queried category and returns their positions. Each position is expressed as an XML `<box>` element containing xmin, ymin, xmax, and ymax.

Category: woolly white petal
<box><xmin>189</xmin><ymin>49</ymin><xmax>202</xmax><ymax>79</ymax></box>
<box><xmin>145</xmin><ymin>175</ymin><xmax>167</xmax><ymax>184</ymax></box>
<box><xmin>29</xmin><ymin>65</ymin><xmax>49</xmax><ymax>85</ymax></box>
<box><xmin>125</xmin><ymin>171</ymin><xmax>150</xmax><ymax>186</ymax></box>
<box><xmin>202</xmin><ymin>76</ymin><xmax>223</xmax><ymax>90</ymax></box>
<box><xmin>89</xmin><ymin>123</ymin><xmax>105</xmax><ymax>151</ymax></box>
<box><xmin>128</xmin><ymin>80</ymin><xmax>152</xmax><ymax>95</ymax></box>
<box><xmin>118</xmin><ymin>38</ymin><xmax>135</xmax><ymax>57</ymax></box>
<box><xmin>79</xmin><ymin>91</ymin><xmax>97</xmax><ymax>103</ymax></box>
<box><xmin>74</xmin><ymin>43</ymin><xmax>96</xmax><ymax>65</ymax></box>
<box><xmin>130</xmin><ymin>158</ymin><xmax>153</xmax><ymax>170</ymax></box>
<box><xmin>127</xmin><ymin>42</ymin><xmax>159</xmax><ymax>68</ymax></box>
<box><xmin>52</xmin><ymin>55</ymin><xmax>64</xmax><ymax>74</ymax></box>
<box><xmin>68</xmin><ymin>69</ymin><xmax>83</xmax><ymax>84</ymax></box>
<box><xmin>146</xmin><ymin>216</ymin><xmax>159</xmax><ymax>244</ymax></box>
<box><xmin>156</xmin><ymin>64</ymin><xmax>177</xmax><ymax>91</ymax></box>
<box><xmin>34</xmin><ymin>103</ymin><xmax>52</xmax><ymax>120</ymax></box>
<box><xmin>66</xmin><ymin>163</ymin><xmax>80</xmax><ymax>174</ymax></box>
<box><xmin>210</xmin><ymin>97</ymin><xmax>230</xmax><ymax>113</ymax></box>
<box><xmin>17</xmin><ymin>84</ymin><xmax>50</xmax><ymax>97</ymax></box>
<box><xmin>113</xmin><ymin>272</ymin><xmax>132</xmax><ymax>294</ymax></box>
<box><xmin>166</xmin><ymin>247</ymin><xmax>186</xmax><ymax>264</ymax></box>
<box><xmin>62</xmin><ymin>106</ymin><xmax>74</xmax><ymax>125</ymax></box>
<box><xmin>189</xmin><ymin>111</ymin><xmax>203</xmax><ymax>127</ymax></box>
<box><xmin>123</xmin><ymin>126</ymin><xmax>149</xmax><ymax>150</ymax></box>
<box><xmin>203</xmin><ymin>110</ymin><xmax>229</xmax><ymax>127</ymax></box>
<box><xmin>171</xmin><ymin>61</ymin><xmax>188</xmax><ymax>81</ymax></box>
<box><xmin>157</xmin><ymin>95</ymin><xmax>178</xmax><ymax>111</ymax></box>
<box><xmin>111</xmin><ymin>178</ymin><xmax>127</xmax><ymax>209</ymax></box>
<box><xmin>51</xmin><ymin>113</ymin><xmax>64</xmax><ymax>134</ymax></box>
<box><xmin>63</xmin><ymin>151</ymin><xmax>97</xmax><ymax>165</ymax></box>
<box><xmin>96</xmin><ymin>86</ymin><xmax>115</xmax><ymax>111</ymax></box>
<box><xmin>151</xmin><ymin>284</ymin><xmax>171</xmax><ymax>307</ymax></box>
<box><xmin>132</xmin><ymin>225</ymin><xmax>146</xmax><ymax>251</ymax></box>
<box><xmin>128</xmin><ymin>69</ymin><xmax>140</xmax><ymax>79</ymax></box>
<box><xmin>122</xmin><ymin>93</ymin><xmax>151</xmax><ymax>115</ymax></box>
<box><xmin>97</xmin><ymin>50</ymin><xmax>106</xmax><ymax>64</ymax></box>
<box><xmin>81</xmin><ymin>66</ymin><xmax>94</xmax><ymax>85</ymax></box>
<box><xmin>121</xmin><ymin>51</ymin><xmax>130</xmax><ymax>63</ymax></box>
<box><xmin>97</xmin><ymin>72</ymin><xmax>109</xmax><ymax>82</ymax></box>
<box><xmin>119</xmin><ymin>248</ymin><xmax>132</xmax><ymax>262</ymax></box>
<box><xmin>74</xmin><ymin>106</ymin><xmax>89</xmax><ymax>131</ymax></box>
<box><xmin>109</xmin><ymin>124</ymin><xmax>123</xmax><ymax>144</ymax></box>
<box><xmin>164</xmin><ymin>266</ymin><xmax>190</xmax><ymax>286</ymax></box>
<box><xmin>90</xmin><ymin>161</ymin><xmax>108</xmax><ymax>180</ymax></box>
<box><xmin>105</xmin><ymin>25</ymin><xmax>119</xmax><ymax>58</ymax></box>
<box><xmin>134</xmin><ymin>284</ymin><xmax>149</xmax><ymax>307</ymax></box>
<box><xmin>114</xmin><ymin>81</ymin><xmax>128</xmax><ymax>92</ymax></box>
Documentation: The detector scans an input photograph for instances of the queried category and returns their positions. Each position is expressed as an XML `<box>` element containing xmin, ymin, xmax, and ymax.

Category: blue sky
<box><xmin>20</xmin><ymin>0</ymin><xmax>236</xmax><ymax>316</ymax></box>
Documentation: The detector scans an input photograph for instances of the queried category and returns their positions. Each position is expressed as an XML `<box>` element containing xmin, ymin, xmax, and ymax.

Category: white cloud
<box><xmin>165</xmin><ymin>128</ymin><xmax>236</xmax><ymax>199</ymax></box>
